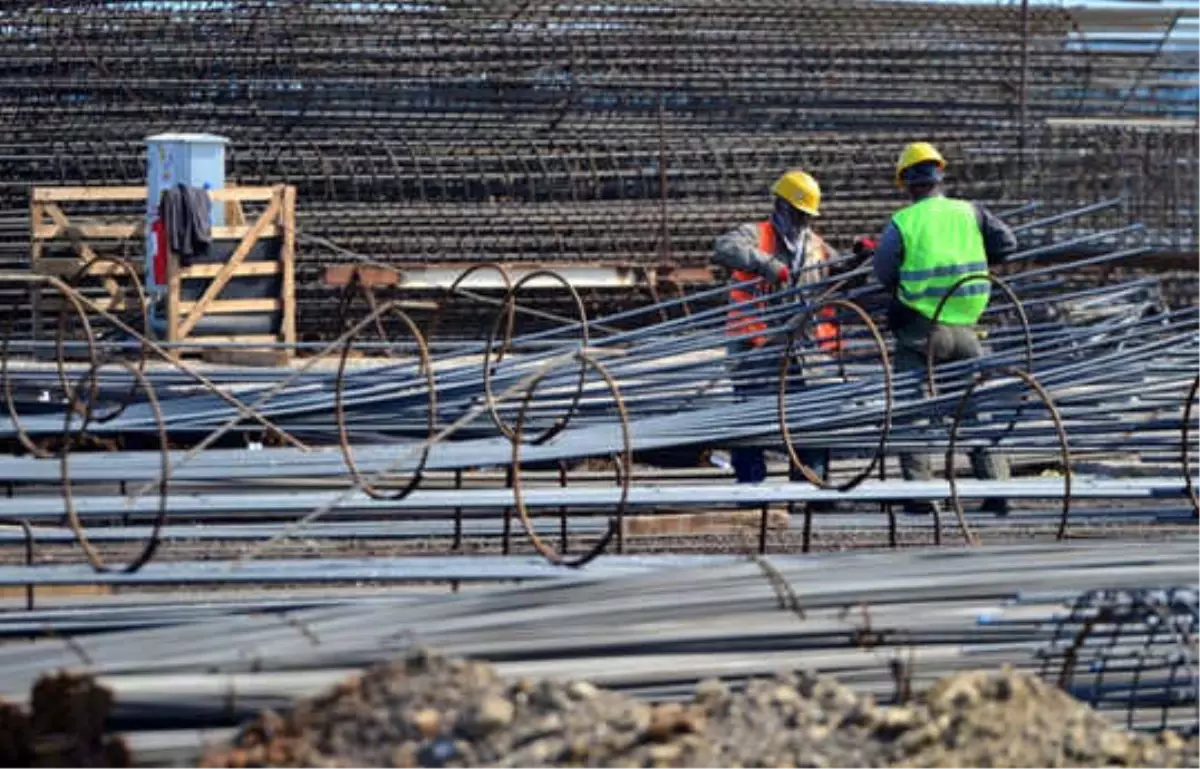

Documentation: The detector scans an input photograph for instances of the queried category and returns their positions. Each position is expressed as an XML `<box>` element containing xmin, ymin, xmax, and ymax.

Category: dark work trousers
<box><xmin>729</xmin><ymin>350</ymin><xmax>829</xmax><ymax>485</ymax></box>
<box><xmin>892</xmin><ymin>314</ymin><xmax>1011</xmax><ymax>484</ymax></box>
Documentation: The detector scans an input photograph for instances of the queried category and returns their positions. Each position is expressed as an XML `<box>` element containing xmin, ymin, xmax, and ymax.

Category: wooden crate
<box><xmin>165</xmin><ymin>185</ymin><xmax>296</xmax><ymax>365</ymax></box>
<box><xmin>28</xmin><ymin>185</ymin><xmax>297</xmax><ymax>365</ymax></box>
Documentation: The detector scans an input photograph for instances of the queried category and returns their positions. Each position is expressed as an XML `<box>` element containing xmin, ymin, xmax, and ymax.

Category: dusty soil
<box><xmin>202</xmin><ymin>649</ymin><xmax>1198</xmax><ymax>768</ymax></box>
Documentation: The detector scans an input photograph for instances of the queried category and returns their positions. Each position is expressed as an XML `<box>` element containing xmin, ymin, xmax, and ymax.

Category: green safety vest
<box><xmin>892</xmin><ymin>196</ymin><xmax>990</xmax><ymax>325</ymax></box>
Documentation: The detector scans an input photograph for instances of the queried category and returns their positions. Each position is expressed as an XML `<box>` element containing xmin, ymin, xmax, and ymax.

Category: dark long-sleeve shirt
<box><xmin>872</xmin><ymin>193</ymin><xmax>1018</xmax><ymax>293</ymax></box>
<box><xmin>158</xmin><ymin>183</ymin><xmax>213</xmax><ymax>263</ymax></box>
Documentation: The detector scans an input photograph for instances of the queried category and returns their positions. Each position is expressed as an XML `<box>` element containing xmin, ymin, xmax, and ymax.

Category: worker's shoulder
<box><xmin>935</xmin><ymin>196</ymin><xmax>987</xmax><ymax>221</ymax></box>
<box><xmin>932</xmin><ymin>194</ymin><xmax>976</xmax><ymax>208</ymax></box>
<box><xmin>958</xmin><ymin>198</ymin><xmax>1007</xmax><ymax>226</ymax></box>
<box><xmin>715</xmin><ymin>220</ymin><xmax>765</xmax><ymax>241</ymax></box>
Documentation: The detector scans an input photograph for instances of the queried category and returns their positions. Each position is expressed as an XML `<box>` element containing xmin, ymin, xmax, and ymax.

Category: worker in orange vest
<box><xmin>712</xmin><ymin>169</ymin><xmax>840</xmax><ymax>487</ymax></box>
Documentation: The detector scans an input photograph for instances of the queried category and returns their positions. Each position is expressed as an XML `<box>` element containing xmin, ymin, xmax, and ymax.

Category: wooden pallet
<box><xmin>165</xmin><ymin>185</ymin><xmax>296</xmax><ymax>366</ymax></box>
<box><xmin>621</xmin><ymin>509</ymin><xmax>790</xmax><ymax>538</ymax></box>
<box><xmin>28</xmin><ymin>185</ymin><xmax>297</xmax><ymax>366</ymax></box>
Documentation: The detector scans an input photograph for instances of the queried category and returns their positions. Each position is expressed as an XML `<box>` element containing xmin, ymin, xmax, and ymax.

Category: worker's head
<box><xmin>895</xmin><ymin>142</ymin><xmax>946</xmax><ymax>200</ymax></box>
<box><xmin>770</xmin><ymin>170</ymin><xmax>821</xmax><ymax>234</ymax></box>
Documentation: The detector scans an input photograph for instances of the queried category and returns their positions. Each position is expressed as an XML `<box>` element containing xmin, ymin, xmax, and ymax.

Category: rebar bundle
<box><xmin>1037</xmin><ymin>587</ymin><xmax>1199</xmax><ymax>734</ymax></box>
<box><xmin>0</xmin><ymin>201</ymin><xmax>1194</xmax><ymax>580</ymax></box>
<box><xmin>0</xmin><ymin>539</ymin><xmax>1193</xmax><ymax>760</ymax></box>
<box><xmin>0</xmin><ymin>205</ymin><xmax>1194</xmax><ymax>769</ymax></box>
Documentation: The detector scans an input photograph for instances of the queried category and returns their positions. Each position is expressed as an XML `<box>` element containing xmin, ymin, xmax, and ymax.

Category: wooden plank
<box><xmin>33</xmin><ymin>186</ymin><xmax>148</xmax><ymax>202</ymax></box>
<box><xmin>30</xmin><ymin>199</ymin><xmax>52</xmax><ymax>242</ymax></box>
<box><xmin>208</xmin><ymin>186</ymin><xmax>278</xmax><ymax>203</ymax></box>
<box><xmin>280</xmin><ymin>185</ymin><xmax>297</xmax><ymax>346</ymax></box>
<box><xmin>178</xmin><ymin>262</ymin><xmax>280</xmax><ymax>279</ymax></box>
<box><xmin>166</xmin><ymin>250</ymin><xmax>181</xmax><ymax>346</ymax></box>
<box><xmin>178</xmin><ymin>298</ymin><xmax>282</xmax><ymax>314</ymax></box>
<box><xmin>224</xmin><ymin>200</ymin><xmax>247</xmax><ymax>227</ymax></box>
<box><xmin>175</xmin><ymin>189</ymin><xmax>282</xmax><ymax>340</ymax></box>
<box><xmin>323</xmin><ymin>264</ymin><xmax>401</xmax><ymax>287</ymax></box>
<box><xmin>212</xmin><ymin>224</ymin><xmax>278</xmax><ymax>239</ymax></box>
<box><xmin>621</xmin><ymin>510</ymin><xmax>790</xmax><ymax>538</ymax></box>
<box><xmin>172</xmin><ymin>334</ymin><xmax>280</xmax><ymax>346</ymax></box>
<box><xmin>34</xmin><ymin>221</ymin><xmax>265</xmax><ymax>242</ymax></box>
<box><xmin>32</xmin><ymin>257</ymin><xmax>138</xmax><ymax>278</ymax></box>
<box><xmin>33</xmin><ymin>222</ymin><xmax>141</xmax><ymax>241</ymax></box>
<box><xmin>29</xmin><ymin>200</ymin><xmax>44</xmax><ymax>267</ymax></box>
<box><xmin>32</xmin><ymin>185</ymin><xmax>275</xmax><ymax>203</ymax></box>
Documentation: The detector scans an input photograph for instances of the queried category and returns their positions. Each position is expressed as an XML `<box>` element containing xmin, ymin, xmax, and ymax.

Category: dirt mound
<box><xmin>203</xmin><ymin>649</ymin><xmax>1198</xmax><ymax>768</ymax></box>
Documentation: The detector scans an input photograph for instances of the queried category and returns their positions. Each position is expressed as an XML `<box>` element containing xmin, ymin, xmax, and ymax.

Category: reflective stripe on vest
<box><xmin>893</xmin><ymin>196</ymin><xmax>989</xmax><ymax>325</ymax></box>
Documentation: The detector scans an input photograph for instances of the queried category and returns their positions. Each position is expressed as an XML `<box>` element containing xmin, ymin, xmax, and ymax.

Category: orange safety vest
<box><xmin>726</xmin><ymin>222</ymin><xmax>841</xmax><ymax>351</ymax></box>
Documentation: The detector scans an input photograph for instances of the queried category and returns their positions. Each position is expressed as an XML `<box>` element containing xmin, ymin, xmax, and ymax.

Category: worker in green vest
<box><xmin>871</xmin><ymin>142</ymin><xmax>1017</xmax><ymax>517</ymax></box>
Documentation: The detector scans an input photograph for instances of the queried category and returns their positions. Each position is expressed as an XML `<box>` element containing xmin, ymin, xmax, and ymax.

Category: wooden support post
<box><xmin>280</xmin><ymin>185</ymin><xmax>297</xmax><ymax>348</ymax></box>
<box><xmin>224</xmin><ymin>199</ymin><xmax>247</xmax><ymax>227</ymax></box>
<box><xmin>29</xmin><ymin>200</ymin><xmax>43</xmax><ymax>266</ymax></box>
<box><xmin>166</xmin><ymin>247</ymin><xmax>181</xmax><ymax>349</ymax></box>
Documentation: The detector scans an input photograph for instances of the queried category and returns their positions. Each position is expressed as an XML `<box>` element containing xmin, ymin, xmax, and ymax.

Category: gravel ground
<box><xmin>3</xmin><ymin>519</ymin><xmax>1192</xmax><ymax>568</ymax></box>
<box><xmin>202</xmin><ymin>649</ymin><xmax>1198</xmax><ymax>768</ymax></box>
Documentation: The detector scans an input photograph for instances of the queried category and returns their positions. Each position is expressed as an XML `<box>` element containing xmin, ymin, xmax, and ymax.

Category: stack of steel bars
<box><xmin>0</xmin><ymin>199</ymin><xmax>1194</xmax><ymax>573</ymax></box>
<box><xmin>0</xmin><ymin>539</ymin><xmax>1192</xmax><ymax>765</ymax></box>
<box><xmin>0</xmin><ymin>212</ymin><xmax>1193</xmax><ymax>766</ymax></box>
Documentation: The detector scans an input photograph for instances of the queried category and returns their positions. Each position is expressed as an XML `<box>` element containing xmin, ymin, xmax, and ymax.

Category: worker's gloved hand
<box><xmin>764</xmin><ymin>259</ymin><xmax>790</xmax><ymax>285</ymax></box>
<box><xmin>851</xmin><ymin>236</ymin><xmax>877</xmax><ymax>264</ymax></box>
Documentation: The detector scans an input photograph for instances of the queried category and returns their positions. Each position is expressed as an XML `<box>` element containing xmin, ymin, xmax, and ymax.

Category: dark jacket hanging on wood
<box><xmin>158</xmin><ymin>184</ymin><xmax>212</xmax><ymax>264</ymax></box>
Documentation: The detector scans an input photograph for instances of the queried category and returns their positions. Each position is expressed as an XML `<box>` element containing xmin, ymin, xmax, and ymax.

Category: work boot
<box><xmin>901</xmin><ymin>500</ymin><xmax>943</xmax><ymax>517</ymax></box>
<box><xmin>981</xmin><ymin>498</ymin><xmax>1010</xmax><ymax>517</ymax></box>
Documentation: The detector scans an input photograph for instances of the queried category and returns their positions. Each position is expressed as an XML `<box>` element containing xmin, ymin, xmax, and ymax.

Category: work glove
<box><xmin>851</xmin><ymin>236</ymin><xmax>877</xmax><ymax>265</ymax></box>
<box><xmin>764</xmin><ymin>258</ymin><xmax>790</xmax><ymax>285</ymax></box>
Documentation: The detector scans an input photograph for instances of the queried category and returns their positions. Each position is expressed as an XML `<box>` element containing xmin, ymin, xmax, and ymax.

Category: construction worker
<box><xmin>871</xmin><ymin>142</ymin><xmax>1017</xmax><ymax>516</ymax></box>
<box><xmin>712</xmin><ymin>169</ymin><xmax>839</xmax><ymax>488</ymax></box>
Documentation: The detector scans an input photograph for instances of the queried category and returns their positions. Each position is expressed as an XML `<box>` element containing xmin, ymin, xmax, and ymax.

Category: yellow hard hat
<box><xmin>771</xmin><ymin>170</ymin><xmax>821</xmax><ymax>217</ymax></box>
<box><xmin>895</xmin><ymin>142</ymin><xmax>946</xmax><ymax>188</ymax></box>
